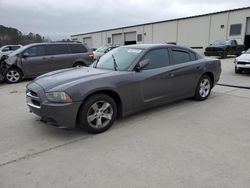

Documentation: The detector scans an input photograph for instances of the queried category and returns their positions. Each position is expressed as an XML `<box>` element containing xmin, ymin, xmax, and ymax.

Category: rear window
<box><xmin>172</xmin><ymin>50</ymin><xmax>191</xmax><ymax>64</ymax></box>
<box><xmin>69</xmin><ymin>44</ymin><xmax>88</xmax><ymax>53</ymax></box>
<box><xmin>47</xmin><ymin>44</ymin><xmax>70</xmax><ymax>55</ymax></box>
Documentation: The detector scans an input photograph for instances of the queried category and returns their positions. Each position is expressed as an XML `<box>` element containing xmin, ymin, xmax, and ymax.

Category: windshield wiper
<box><xmin>94</xmin><ymin>58</ymin><xmax>100</xmax><ymax>68</ymax></box>
<box><xmin>112</xmin><ymin>54</ymin><xmax>118</xmax><ymax>71</ymax></box>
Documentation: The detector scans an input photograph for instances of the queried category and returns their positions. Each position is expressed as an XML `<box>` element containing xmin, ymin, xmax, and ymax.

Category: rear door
<box><xmin>133</xmin><ymin>48</ymin><xmax>175</xmax><ymax>108</ymax></box>
<box><xmin>21</xmin><ymin>45</ymin><xmax>50</xmax><ymax>77</ymax></box>
<box><xmin>169</xmin><ymin>48</ymin><xmax>202</xmax><ymax>98</ymax></box>
<box><xmin>47</xmin><ymin>44</ymin><xmax>73</xmax><ymax>71</ymax></box>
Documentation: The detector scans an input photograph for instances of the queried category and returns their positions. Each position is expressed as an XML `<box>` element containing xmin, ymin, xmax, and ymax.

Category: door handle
<box><xmin>170</xmin><ymin>73</ymin><xmax>175</xmax><ymax>77</ymax></box>
<box><xmin>42</xmin><ymin>57</ymin><xmax>47</xmax><ymax>60</ymax></box>
<box><xmin>50</xmin><ymin>56</ymin><xmax>55</xmax><ymax>59</ymax></box>
<box><xmin>196</xmin><ymin>66</ymin><xmax>201</xmax><ymax>70</ymax></box>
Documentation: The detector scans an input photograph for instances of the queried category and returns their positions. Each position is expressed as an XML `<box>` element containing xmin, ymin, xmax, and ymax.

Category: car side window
<box><xmin>190</xmin><ymin>52</ymin><xmax>196</xmax><ymax>61</ymax></box>
<box><xmin>24</xmin><ymin>46</ymin><xmax>47</xmax><ymax>57</ymax></box>
<box><xmin>142</xmin><ymin>48</ymin><xmax>170</xmax><ymax>70</ymax></box>
<box><xmin>172</xmin><ymin>50</ymin><xmax>191</xmax><ymax>64</ymax></box>
<box><xmin>11</xmin><ymin>46</ymin><xmax>21</xmax><ymax>51</ymax></box>
<box><xmin>47</xmin><ymin>44</ymin><xmax>70</xmax><ymax>55</ymax></box>
<box><xmin>2</xmin><ymin>47</ymin><xmax>11</xmax><ymax>52</ymax></box>
<box><xmin>69</xmin><ymin>44</ymin><xmax>88</xmax><ymax>53</ymax></box>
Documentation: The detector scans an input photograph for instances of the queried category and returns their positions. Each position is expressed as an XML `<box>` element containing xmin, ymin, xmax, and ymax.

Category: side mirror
<box><xmin>22</xmin><ymin>53</ymin><xmax>29</xmax><ymax>58</ymax></box>
<box><xmin>136</xmin><ymin>59</ymin><xmax>150</xmax><ymax>72</ymax></box>
<box><xmin>241</xmin><ymin>51</ymin><xmax>246</xmax><ymax>54</ymax></box>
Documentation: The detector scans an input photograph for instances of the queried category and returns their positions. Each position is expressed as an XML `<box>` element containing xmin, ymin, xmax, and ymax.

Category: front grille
<box><xmin>26</xmin><ymin>89</ymin><xmax>41</xmax><ymax>109</ymax></box>
<box><xmin>206</xmin><ymin>47</ymin><xmax>221</xmax><ymax>52</ymax></box>
<box><xmin>237</xmin><ymin>61</ymin><xmax>250</xmax><ymax>65</ymax></box>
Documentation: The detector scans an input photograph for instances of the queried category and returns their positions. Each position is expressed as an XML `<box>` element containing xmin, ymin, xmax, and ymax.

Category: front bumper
<box><xmin>26</xmin><ymin>82</ymin><xmax>82</xmax><ymax>129</ymax></box>
<box><xmin>235</xmin><ymin>61</ymin><xmax>250</xmax><ymax>70</ymax></box>
<box><xmin>204</xmin><ymin>51</ymin><xmax>223</xmax><ymax>56</ymax></box>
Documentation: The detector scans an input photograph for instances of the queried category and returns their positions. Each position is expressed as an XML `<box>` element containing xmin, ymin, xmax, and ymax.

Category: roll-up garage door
<box><xmin>246</xmin><ymin>18</ymin><xmax>250</xmax><ymax>35</ymax></box>
<box><xmin>124</xmin><ymin>32</ymin><xmax>136</xmax><ymax>45</ymax></box>
<box><xmin>83</xmin><ymin>37</ymin><xmax>92</xmax><ymax>48</ymax></box>
<box><xmin>112</xmin><ymin>34</ymin><xmax>123</xmax><ymax>45</ymax></box>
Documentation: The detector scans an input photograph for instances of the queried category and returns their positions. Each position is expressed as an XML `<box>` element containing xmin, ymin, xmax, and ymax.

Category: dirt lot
<box><xmin>0</xmin><ymin>58</ymin><xmax>250</xmax><ymax>188</ymax></box>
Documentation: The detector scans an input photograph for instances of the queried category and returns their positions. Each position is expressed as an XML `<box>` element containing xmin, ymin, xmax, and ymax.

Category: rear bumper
<box><xmin>26</xmin><ymin>82</ymin><xmax>82</xmax><ymax>129</ymax></box>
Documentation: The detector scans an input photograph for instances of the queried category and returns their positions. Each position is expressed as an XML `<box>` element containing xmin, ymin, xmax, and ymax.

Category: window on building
<box><xmin>137</xmin><ymin>34</ymin><xmax>143</xmax><ymax>42</ymax></box>
<box><xmin>107</xmin><ymin>37</ymin><xmax>111</xmax><ymax>44</ymax></box>
<box><xmin>229</xmin><ymin>24</ymin><xmax>242</xmax><ymax>36</ymax></box>
<box><xmin>172</xmin><ymin>50</ymin><xmax>191</xmax><ymax>64</ymax></box>
<box><xmin>142</xmin><ymin>48</ymin><xmax>170</xmax><ymax>70</ymax></box>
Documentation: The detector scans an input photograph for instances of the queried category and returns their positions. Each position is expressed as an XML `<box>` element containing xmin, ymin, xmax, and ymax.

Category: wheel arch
<box><xmin>73</xmin><ymin>60</ymin><xmax>86</xmax><ymax>67</ymax></box>
<box><xmin>202</xmin><ymin>72</ymin><xmax>214</xmax><ymax>87</ymax></box>
<box><xmin>76</xmin><ymin>89</ymin><xmax>123</xmax><ymax>128</ymax></box>
<box><xmin>4</xmin><ymin>65</ymin><xmax>24</xmax><ymax>77</ymax></box>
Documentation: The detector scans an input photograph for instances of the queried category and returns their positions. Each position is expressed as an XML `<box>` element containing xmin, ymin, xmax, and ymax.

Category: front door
<box><xmin>133</xmin><ymin>48</ymin><xmax>175</xmax><ymax>109</ymax></box>
<box><xmin>21</xmin><ymin>45</ymin><xmax>51</xmax><ymax>77</ymax></box>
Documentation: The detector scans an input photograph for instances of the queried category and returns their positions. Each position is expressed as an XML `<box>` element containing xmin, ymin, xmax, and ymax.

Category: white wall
<box><xmin>152</xmin><ymin>21</ymin><xmax>177</xmax><ymax>43</ymax></box>
<box><xmin>71</xmin><ymin>8</ymin><xmax>250</xmax><ymax>52</ymax></box>
<box><xmin>143</xmin><ymin>24</ymin><xmax>153</xmax><ymax>43</ymax></box>
<box><xmin>209</xmin><ymin>13</ymin><xmax>228</xmax><ymax>43</ymax></box>
<box><xmin>177</xmin><ymin>16</ymin><xmax>210</xmax><ymax>53</ymax></box>
<box><xmin>227</xmin><ymin>9</ymin><xmax>250</xmax><ymax>44</ymax></box>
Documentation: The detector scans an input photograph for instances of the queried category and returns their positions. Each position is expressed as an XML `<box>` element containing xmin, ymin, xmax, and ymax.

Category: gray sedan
<box><xmin>26</xmin><ymin>44</ymin><xmax>221</xmax><ymax>133</ymax></box>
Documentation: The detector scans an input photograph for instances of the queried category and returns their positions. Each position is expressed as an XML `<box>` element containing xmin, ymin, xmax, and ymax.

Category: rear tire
<box><xmin>4</xmin><ymin>68</ymin><xmax>23</xmax><ymax>83</ymax></box>
<box><xmin>78</xmin><ymin>94</ymin><xmax>117</xmax><ymax>134</ymax></box>
<box><xmin>194</xmin><ymin>75</ymin><xmax>212</xmax><ymax>101</ymax></box>
<box><xmin>73</xmin><ymin>62</ymin><xmax>85</xmax><ymax>68</ymax></box>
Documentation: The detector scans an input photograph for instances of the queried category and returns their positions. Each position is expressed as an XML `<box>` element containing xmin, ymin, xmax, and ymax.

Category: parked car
<box><xmin>0</xmin><ymin>42</ymin><xmax>93</xmax><ymax>83</ymax></box>
<box><xmin>26</xmin><ymin>44</ymin><xmax>221</xmax><ymax>134</ymax></box>
<box><xmin>234</xmin><ymin>48</ymin><xmax>250</xmax><ymax>73</ymax></box>
<box><xmin>0</xmin><ymin>45</ymin><xmax>22</xmax><ymax>61</ymax></box>
<box><xmin>204</xmin><ymin>39</ymin><xmax>244</xmax><ymax>59</ymax></box>
<box><xmin>93</xmin><ymin>45</ymin><xmax>118</xmax><ymax>60</ymax></box>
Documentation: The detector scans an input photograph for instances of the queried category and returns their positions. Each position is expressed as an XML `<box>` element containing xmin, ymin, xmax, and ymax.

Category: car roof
<box><xmin>25</xmin><ymin>42</ymin><xmax>85</xmax><ymax>48</ymax></box>
<box><xmin>122</xmin><ymin>44</ymin><xmax>196</xmax><ymax>52</ymax></box>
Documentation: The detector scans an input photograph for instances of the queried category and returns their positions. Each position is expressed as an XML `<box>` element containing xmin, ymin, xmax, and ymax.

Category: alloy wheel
<box><xmin>6</xmin><ymin>70</ymin><xmax>21</xmax><ymax>83</ymax></box>
<box><xmin>199</xmin><ymin>78</ymin><xmax>211</xmax><ymax>98</ymax></box>
<box><xmin>87</xmin><ymin>100</ymin><xmax>113</xmax><ymax>129</ymax></box>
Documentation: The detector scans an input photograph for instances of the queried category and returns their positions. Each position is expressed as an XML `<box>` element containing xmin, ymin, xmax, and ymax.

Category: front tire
<box><xmin>79</xmin><ymin>94</ymin><xmax>117</xmax><ymax>134</ymax></box>
<box><xmin>220</xmin><ymin>51</ymin><xmax>227</xmax><ymax>59</ymax></box>
<box><xmin>4</xmin><ymin>68</ymin><xmax>23</xmax><ymax>83</ymax></box>
<box><xmin>194</xmin><ymin>75</ymin><xmax>212</xmax><ymax>101</ymax></box>
<box><xmin>235</xmin><ymin>66</ymin><xmax>242</xmax><ymax>74</ymax></box>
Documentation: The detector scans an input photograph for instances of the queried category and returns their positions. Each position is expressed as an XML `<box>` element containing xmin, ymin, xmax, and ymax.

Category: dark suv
<box><xmin>0</xmin><ymin>42</ymin><xmax>93</xmax><ymax>83</ymax></box>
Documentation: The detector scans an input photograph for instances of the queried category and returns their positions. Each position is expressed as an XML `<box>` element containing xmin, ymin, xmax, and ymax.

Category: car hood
<box><xmin>236</xmin><ymin>54</ymin><xmax>250</xmax><ymax>61</ymax></box>
<box><xmin>207</xmin><ymin>45</ymin><xmax>227</xmax><ymax>49</ymax></box>
<box><xmin>34</xmin><ymin>67</ymin><xmax>117</xmax><ymax>91</ymax></box>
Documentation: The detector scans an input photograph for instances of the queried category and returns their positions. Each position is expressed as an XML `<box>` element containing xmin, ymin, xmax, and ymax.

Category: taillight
<box><xmin>88</xmin><ymin>52</ymin><xmax>94</xmax><ymax>61</ymax></box>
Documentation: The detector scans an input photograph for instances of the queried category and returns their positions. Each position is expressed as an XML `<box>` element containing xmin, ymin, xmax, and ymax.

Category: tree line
<box><xmin>0</xmin><ymin>25</ymin><xmax>48</xmax><ymax>47</ymax></box>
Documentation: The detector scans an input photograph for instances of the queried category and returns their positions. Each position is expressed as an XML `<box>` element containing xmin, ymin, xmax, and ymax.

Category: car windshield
<box><xmin>245</xmin><ymin>49</ymin><xmax>250</xmax><ymax>54</ymax></box>
<box><xmin>95</xmin><ymin>47</ymin><xmax>143</xmax><ymax>71</ymax></box>
<box><xmin>212</xmin><ymin>40</ymin><xmax>231</xmax><ymax>45</ymax></box>
<box><xmin>96</xmin><ymin>46</ymin><xmax>109</xmax><ymax>53</ymax></box>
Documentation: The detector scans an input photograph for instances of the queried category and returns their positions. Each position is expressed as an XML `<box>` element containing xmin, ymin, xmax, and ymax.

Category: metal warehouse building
<box><xmin>71</xmin><ymin>7</ymin><xmax>250</xmax><ymax>53</ymax></box>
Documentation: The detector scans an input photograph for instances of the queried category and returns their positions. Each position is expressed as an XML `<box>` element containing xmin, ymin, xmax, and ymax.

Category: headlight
<box><xmin>45</xmin><ymin>92</ymin><xmax>72</xmax><ymax>103</ymax></box>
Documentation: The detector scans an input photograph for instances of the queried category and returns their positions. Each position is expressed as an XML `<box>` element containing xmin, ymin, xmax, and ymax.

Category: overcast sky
<box><xmin>0</xmin><ymin>0</ymin><xmax>249</xmax><ymax>40</ymax></box>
